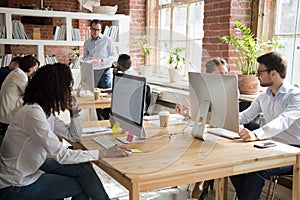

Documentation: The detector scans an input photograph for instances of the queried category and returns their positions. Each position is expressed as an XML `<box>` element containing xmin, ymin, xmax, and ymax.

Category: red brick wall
<box><xmin>203</xmin><ymin>0</ymin><xmax>252</xmax><ymax>73</ymax></box>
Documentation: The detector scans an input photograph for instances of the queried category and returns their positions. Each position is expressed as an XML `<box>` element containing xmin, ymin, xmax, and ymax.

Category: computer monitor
<box><xmin>189</xmin><ymin>72</ymin><xmax>239</xmax><ymax>139</ymax></box>
<box><xmin>77</xmin><ymin>62</ymin><xmax>94</xmax><ymax>97</ymax></box>
<box><xmin>109</xmin><ymin>73</ymin><xmax>147</xmax><ymax>141</ymax></box>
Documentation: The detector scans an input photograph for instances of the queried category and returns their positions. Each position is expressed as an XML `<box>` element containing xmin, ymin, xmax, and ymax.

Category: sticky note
<box><xmin>131</xmin><ymin>148</ymin><xmax>142</xmax><ymax>153</ymax></box>
<box><xmin>127</xmin><ymin>132</ymin><xmax>134</xmax><ymax>142</ymax></box>
<box><xmin>112</xmin><ymin>122</ymin><xmax>120</xmax><ymax>133</ymax></box>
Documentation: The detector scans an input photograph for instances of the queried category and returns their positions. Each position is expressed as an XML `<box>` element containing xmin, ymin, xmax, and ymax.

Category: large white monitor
<box><xmin>110</xmin><ymin>73</ymin><xmax>147</xmax><ymax>141</ymax></box>
<box><xmin>189</xmin><ymin>72</ymin><xmax>239</xmax><ymax>139</ymax></box>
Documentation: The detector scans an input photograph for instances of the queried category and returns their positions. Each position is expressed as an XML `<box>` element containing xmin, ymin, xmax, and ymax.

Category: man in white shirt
<box><xmin>230</xmin><ymin>52</ymin><xmax>300</xmax><ymax>200</ymax></box>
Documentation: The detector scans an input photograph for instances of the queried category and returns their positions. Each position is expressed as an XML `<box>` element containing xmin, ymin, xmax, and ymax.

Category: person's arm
<box><xmin>83</xmin><ymin>40</ymin><xmax>90</xmax><ymax>61</ymax></box>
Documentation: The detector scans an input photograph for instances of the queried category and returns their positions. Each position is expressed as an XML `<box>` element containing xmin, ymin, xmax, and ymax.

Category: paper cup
<box><xmin>159</xmin><ymin>111</ymin><xmax>170</xmax><ymax>127</ymax></box>
<box><xmin>94</xmin><ymin>88</ymin><xmax>100</xmax><ymax>100</ymax></box>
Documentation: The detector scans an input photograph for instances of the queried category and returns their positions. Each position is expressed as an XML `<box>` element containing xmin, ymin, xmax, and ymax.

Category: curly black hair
<box><xmin>23</xmin><ymin>63</ymin><xmax>74</xmax><ymax>117</ymax></box>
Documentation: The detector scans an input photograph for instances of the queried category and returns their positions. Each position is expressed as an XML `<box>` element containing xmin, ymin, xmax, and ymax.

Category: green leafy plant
<box><xmin>220</xmin><ymin>21</ymin><xmax>283</xmax><ymax>75</ymax></box>
<box><xmin>167</xmin><ymin>46</ymin><xmax>186</xmax><ymax>70</ymax></box>
<box><xmin>130</xmin><ymin>35</ymin><xmax>151</xmax><ymax>56</ymax></box>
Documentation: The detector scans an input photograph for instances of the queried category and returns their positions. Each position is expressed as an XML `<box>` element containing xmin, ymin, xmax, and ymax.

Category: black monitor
<box><xmin>189</xmin><ymin>72</ymin><xmax>239</xmax><ymax>139</ymax></box>
<box><xmin>110</xmin><ymin>73</ymin><xmax>147</xmax><ymax>141</ymax></box>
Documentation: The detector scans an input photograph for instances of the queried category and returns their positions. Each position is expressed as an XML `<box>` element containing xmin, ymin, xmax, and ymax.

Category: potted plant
<box><xmin>220</xmin><ymin>21</ymin><xmax>283</xmax><ymax>94</ymax></box>
<box><xmin>130</xmin><ymin>35</ymin><xmax>153</xmax><ymax>79</ymax></box>
<box><xmin>167</xmin><ymin>46</ymin><xmax>186</xmax><ymax>82</ymax></box>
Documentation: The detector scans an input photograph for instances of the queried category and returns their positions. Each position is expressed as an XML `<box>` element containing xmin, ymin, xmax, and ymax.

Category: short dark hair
<box><xmin>23</xmin><ymin>63</ymin><xmax>73</xmax><ymax>117</ymax></box>
<box><xmin>257</xmin><ymin>52</ymin><xmax>287</xmax><ymax>79</ymax></box>
<box><xmin>19</xmin><ymin>55</ymin><xmax>40</xmax><ymax>73</ymax></box>
<box><xmin>117</xmin><ymin>54</ymin><xmax>132</xmax><ymax>70</ymax></box>
<box><xmin>10</xmin><ymin>56</ymin><xmax>22</xmax><ymax>64</ymax></box>
<box><xmin>90</xmin><ymin>19</ymin><xmax>101</xmax><ymax>27</ymax></box>
<box><xmin>205</xmin><ymin>57</ymin><xmax>228</xmax><ymax>73</ymax></box>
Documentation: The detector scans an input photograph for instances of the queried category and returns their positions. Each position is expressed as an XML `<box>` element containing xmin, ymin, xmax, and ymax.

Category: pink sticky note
<box><xmin>127</xmin><ymin>132</ymin><xmax>134</xmax><ymax>142</ymax></box>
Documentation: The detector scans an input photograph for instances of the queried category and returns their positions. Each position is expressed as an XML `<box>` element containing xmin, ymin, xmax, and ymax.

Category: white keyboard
<box><xmin>92</xmin><ymin>135</ymin><xmax>124</xmax><ymax>149</ymax></box>
<box><xmin>206</xmin><ymin>128</ymin><xmax>240</xmax><ymax>139</ymax></box>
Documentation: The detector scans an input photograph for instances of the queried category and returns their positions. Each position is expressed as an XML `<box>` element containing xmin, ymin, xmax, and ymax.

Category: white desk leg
<box><xmin>292</xmin><ymin>154</ymin><xmax>300</xmax><ymax>199</ymax></box>
<box><xmin>215</xmin><ymin>177</ymin><xmax>227</xmax><ymax>200</ymax></box>
<box><xmin>129</xmin><ymin>181</ymin><xmax>140</xmax><ymax>200</ymax></box>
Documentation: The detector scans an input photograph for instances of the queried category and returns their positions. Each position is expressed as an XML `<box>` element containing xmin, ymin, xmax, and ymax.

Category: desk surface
<box><xmin>79</xmin><ymin>122</ymin><xmax>300</xmax><ymax>200</ymax></box>
<box><xmin>77</xmin><ymin>96</ymin><xmax>111</xmax><ymax>109</ymax></box>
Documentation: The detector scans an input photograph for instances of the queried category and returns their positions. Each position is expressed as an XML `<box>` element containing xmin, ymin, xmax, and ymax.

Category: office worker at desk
<box><xmin>0</xmin><ymin>63</ymin><xmax>130</xmax><ymax>200</ymax></box>
<box><xmin>230</xmin><ymin>52</ymin><xmax>300</xmax><ymax>200</ymax></box>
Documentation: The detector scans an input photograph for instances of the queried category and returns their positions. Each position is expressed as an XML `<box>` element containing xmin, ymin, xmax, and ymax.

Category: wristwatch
<box><xmin>101</xmin><ymin>59</ymin><xmax>103</xmax><ymax>62</ymax></box>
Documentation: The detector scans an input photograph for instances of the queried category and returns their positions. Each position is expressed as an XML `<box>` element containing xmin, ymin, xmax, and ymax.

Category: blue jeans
<box><xmin>94</xmin><ymin>68</ymin><xmax>111</xmax><ymax>89</ymax></box>
<box><xmin>0</xmin><ymin>159</ymin><xmax>109</xmax><ymax>200</ymax></box>
<box><xmin>230</xmin><ymin>166</ymin><xmax>292</xmax><ymax>200</ymax></box>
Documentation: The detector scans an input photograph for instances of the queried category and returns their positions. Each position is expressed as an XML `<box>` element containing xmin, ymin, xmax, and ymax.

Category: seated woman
<box><xmin>0</xmin><ymin>63</ymin><xmax>131</xmax><ymax>200</ymax></box>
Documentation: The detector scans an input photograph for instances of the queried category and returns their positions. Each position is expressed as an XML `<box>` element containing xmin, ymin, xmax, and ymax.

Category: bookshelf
<box><xmin>0</xmin><ymin>7</ymin><xmax>130</xmax><ymax>65</ymax></box>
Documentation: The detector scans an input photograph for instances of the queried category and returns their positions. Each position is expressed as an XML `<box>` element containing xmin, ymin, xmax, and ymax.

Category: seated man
<box><xmin>0</xmin><ymin>56</ymin><xmax>22</xmax><ymax>89</ymax></box>
<box><xmin>231</xmin><ymin>52</ymin><xmax>300</xmax><ymax>200</ymax></box>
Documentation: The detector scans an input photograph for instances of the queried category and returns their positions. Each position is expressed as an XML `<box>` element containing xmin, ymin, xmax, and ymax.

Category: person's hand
<box><xmin>239</xmin><ymin>128</ymin><xmax>258</xmax><ymax>142</ymax></box>
<box><xmin>175</xmin><ymin>104</ymin><xmax>190</xmax><ymax>118</ymax></box>
<box><xmin>91</xmin><ymin>59</ymin><xmax>102</xmax><ymax>65</ymax></box>
<box><xmin>68</xmin><ymin>95</ymin><xmax>81</xmax><ymax>118</ymax></box>
<box><xmin>98</xmin><ymin>145</ymin><xmax>132</xmax><ymax>158</ymax></box>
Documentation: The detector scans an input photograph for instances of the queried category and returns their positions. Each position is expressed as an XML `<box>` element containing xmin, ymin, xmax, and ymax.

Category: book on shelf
<box><xmin>12</xmin><ymin>20</ymin><xmax>28</xmax><ymax>39</ymax></box>
<box><xmin>53</xmin><ymin>25</ymin><xmax>66</xmax><ymax>40</ymax></box>
<box><xmin>71</xmin><ymin>28</ymin><xmax>81</xmax><ymax>41</ymax></box>
<box><xmin>0</xmin><ymin>25</ymin><xmax>5</xmax><ymax>39</ymax></box>
<box><xmin>103</xmin><ymin>25</ymin><xmax>118</xmax><ymax>42</ymax></box>
<box><xmin>44</xmin><ymin>55</ymin><xmax>59</xmax><ymax>65</ymax></box>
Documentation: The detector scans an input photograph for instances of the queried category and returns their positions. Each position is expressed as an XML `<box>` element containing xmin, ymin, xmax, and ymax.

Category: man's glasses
<box><xmin>257</xmin><ymin>69</ymin><xmax>271</xmax><ymax>76</ymax></box>
<box><xmin>91</xmin><ymin>28</ymin><xmax>101</xmax><ymax>32</ymax></box>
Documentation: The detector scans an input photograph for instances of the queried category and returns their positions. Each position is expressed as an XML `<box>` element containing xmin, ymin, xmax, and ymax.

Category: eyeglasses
<box><xmin>257</xmin><ymin>69</ymin><xmax>271</xmax><ymax>76</ymax></box>
<box><xmin>91</xmin><ymin>28</ymin><xmax>101</xmax><ymax>32</ymax></box>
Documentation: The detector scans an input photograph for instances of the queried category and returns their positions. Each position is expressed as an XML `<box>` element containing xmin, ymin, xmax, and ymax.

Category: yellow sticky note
<box><xmin>131</xmin><ymin>148</ymin><xmax>142</xmax><ymax>153</ymax></box>
<box><xmin>112</xmin><ymin>122</ymin><xmax>120</xmax><ymax>133</ymax></box>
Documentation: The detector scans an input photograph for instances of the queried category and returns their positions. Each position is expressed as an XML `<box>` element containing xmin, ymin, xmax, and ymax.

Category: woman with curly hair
<box><xmin>0</xmin><ymin>63</ymin><xmax>130</xmax><ymax>200</ymax></box>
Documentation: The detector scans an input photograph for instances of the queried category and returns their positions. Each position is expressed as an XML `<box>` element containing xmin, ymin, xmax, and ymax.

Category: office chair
<box><xmin>239</xmin><ymin>101</ymin><xmax>260</xmax><ymax>130</ymax></box>
<box><xmin>144</xmin><ymin>85</ymin><xmax>152</xmax><ymax>116</ymax></box>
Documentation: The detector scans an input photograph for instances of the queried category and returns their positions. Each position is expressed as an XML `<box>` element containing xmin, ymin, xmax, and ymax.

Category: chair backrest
<box><xmin>145</xmin><ymin>85</ymin><xmax>152</xmax><ymax>115</ymax></box>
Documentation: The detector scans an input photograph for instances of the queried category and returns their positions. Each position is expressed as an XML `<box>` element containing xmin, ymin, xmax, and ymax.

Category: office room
<box><xmin>0</xmin><ymin>0</ymin><xmax>300</xmax><ymax>200</ymax></box>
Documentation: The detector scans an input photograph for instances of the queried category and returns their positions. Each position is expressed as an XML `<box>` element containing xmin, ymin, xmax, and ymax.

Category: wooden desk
<box><xmin>76</xmin><ymin>96</ymin><xmax>111</xmax><ymax>120</ymax></box>
<box><xmin>78</xmin><ymin>122</ymin><xmax>300</xmax><ymax>200</ymax></box>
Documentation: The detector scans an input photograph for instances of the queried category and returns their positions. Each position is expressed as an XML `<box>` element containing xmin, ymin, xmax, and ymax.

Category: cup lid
<box><xmin>159</xmin><ymin>111</ymin><xmax>170</xmax><ymax>116</ymax></box>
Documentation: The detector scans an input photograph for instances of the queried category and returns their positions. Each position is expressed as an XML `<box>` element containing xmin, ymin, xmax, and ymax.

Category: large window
<box><xmin>156</xmin><ymin>0</ymin><xmax>204</xmax><ymax>78</ymax></box>
<box><xmin>275</xmin><ymin>0</ymin><xmax>300</xmax><ymax>85</ymax></box>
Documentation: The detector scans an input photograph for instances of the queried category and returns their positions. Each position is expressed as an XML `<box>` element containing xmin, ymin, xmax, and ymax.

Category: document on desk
<box><xmin>82</xmin><ymin>126</ymin><xmax>112</xmax><ymax>136</ymax></box>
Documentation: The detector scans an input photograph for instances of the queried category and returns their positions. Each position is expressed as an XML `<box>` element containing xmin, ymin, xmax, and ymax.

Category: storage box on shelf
<box><xmin>0</xmin><ymin>7</ymin><xmax>130</xmax><ymax>65</ymax></box>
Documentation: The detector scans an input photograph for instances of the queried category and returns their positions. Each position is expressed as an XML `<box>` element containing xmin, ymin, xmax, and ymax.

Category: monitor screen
<box><xmin>189</xmin><ymin>72</ymin><xmax>239</xmax><ymax>133</ymax></box>
<box><xmin>110</xmin><ymin>73</ymin><xmax>147</xmax><ymax>139</ymax></box>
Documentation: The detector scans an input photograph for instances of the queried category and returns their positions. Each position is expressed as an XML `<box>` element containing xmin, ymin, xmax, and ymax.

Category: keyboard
<box><xmin>206</xmin><ymin>128</ymin><xmax>241</xmax><ymax>139</ymax></box>
<box><xmin>92</xmin><ymin>135</ymin><xmax>124</xmax><ymax>149</ymax></box>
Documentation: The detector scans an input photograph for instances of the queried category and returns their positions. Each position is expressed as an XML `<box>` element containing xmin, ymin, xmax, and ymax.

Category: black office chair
<box><xmin>239</xmin><ymin>101</ymin><xmax>260</xmax><ymax>131</ymax></box>
<box><xmin>144</xmin><ymin>85</ymin><xmax>152</xmax><ymax>116</ymax></box>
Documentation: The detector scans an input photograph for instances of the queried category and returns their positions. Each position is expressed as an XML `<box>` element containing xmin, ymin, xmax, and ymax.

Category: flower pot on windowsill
<box><xmin>168</xmin><ymin>68</ymin><xmax>182</xmax><ymax>83</ymax></box>
<box><xmin>139</xmin><ymin>65</ymin><xmax>153</xmax><ymax>80</ymax></box>
<box><xmin>238</xmin><ymin>74</ymin><xmax>260</xmax><ymax>95</ymax></box>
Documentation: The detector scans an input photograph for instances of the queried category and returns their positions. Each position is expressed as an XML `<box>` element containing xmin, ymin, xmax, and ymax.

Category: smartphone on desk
<box><xmin>254</xmin><ymin>141</ymin><xmax>276</xmax><ymax>148</ymax></box>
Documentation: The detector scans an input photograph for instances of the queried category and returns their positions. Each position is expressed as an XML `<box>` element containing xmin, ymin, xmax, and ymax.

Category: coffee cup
<box><xmin>159</xmin><ymin>111</ymin><xmax>170</xmax><ymax>127</ymax></box>
<box><xmin>94</xmin><ymin>88</ymin><xmax>100</xmax><ymax>101</ymax></box>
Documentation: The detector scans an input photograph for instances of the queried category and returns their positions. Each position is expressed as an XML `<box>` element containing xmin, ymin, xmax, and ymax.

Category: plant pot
<box><xmin>168</xmin><ymin>68</ymin><xmax>182</xmax><ymax>82</ymax></box>
<box><xmin>139</xmin><ymin>65</ymin><xmax>153</xmax><ymax>80</ymax></box>
<box><xmin>238</xmin><ymin>74</ymin><xmax>260</xmax><ymax>95</ymax></box>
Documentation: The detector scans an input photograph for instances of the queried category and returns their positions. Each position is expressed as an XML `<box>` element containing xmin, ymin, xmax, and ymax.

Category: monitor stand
<box><xmin>191</xmin><ymin>100</ymin><xmax>210</xmax><ymax>140</ymax></box>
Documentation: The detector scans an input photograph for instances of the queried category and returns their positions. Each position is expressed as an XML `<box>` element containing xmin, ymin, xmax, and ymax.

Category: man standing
<box><xmin>230</xmin><ymin>52</ymin><xmax>300</xmax><ymax>200</ymax></box>
<box><xmin>83</xmin><ymin>19</ymin><xmax>117</xmax><ymax>89</ymax></box>
<box><xmin>83</xmin><ymin>19</ymin><xmax>117</xmax><ymax>120</ymax></box>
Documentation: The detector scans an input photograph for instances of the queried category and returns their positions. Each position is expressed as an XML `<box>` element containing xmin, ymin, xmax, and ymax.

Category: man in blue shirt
<box><xmin>83</xmin><ymin>19</ymin><xmax>117</xmax><ymax>89</ymax></box>
<box><xmin>230</xmin><ymin>52</ymin><xmax>300</xmax><ymax>200</ymax></box>
<box><xmin>0</xmin><ymin>56</ymin><xmax>22</xmax><ymax>89</ymax></box>
<box><xmin>83</xmin><ymin>19</ymin><xmax>117</xmax><ymax>120</ymax></box>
